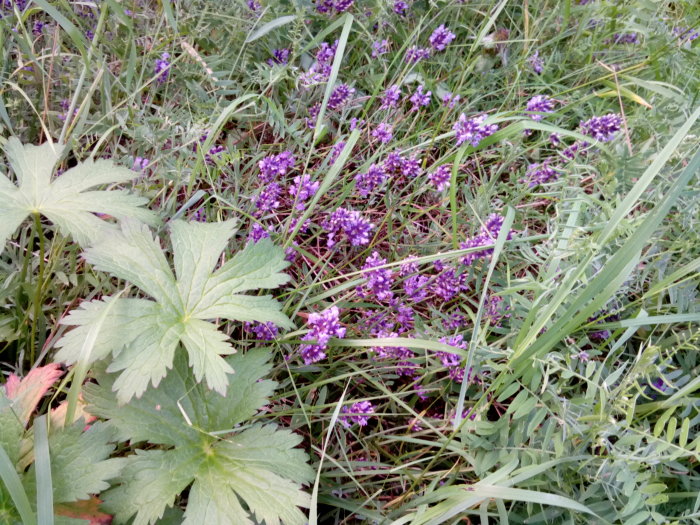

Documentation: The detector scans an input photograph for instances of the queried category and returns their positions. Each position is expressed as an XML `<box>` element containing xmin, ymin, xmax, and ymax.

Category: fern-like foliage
<box><xmin>55</xmin><ymin>219</ymin><xmax>293</xmax><ymax>403</ymax></box>
<box><xmin>0</xmin><ymin>138</ymin><xmax>157</xmax><ymax>253</ymax></box>
<box><xmin>84</xmin><ymin>349</ymin><xmax>314</xmax><ymax>525</ymax></box>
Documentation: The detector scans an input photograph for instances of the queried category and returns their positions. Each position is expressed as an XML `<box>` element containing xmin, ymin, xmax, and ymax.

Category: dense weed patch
<box><xmin>1</xmin><ymin>0</ymin><xmax>699</xmax><ymax>523</ymax></box>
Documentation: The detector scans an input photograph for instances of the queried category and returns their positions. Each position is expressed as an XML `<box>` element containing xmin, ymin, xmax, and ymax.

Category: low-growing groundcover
<box><xmin>0</xmin><ymin>0</ymin><xmax>699</xmax><ymax>523</ymax></box>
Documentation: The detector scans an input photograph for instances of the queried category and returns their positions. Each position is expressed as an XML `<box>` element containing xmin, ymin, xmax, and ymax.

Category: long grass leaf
<box><xmin>33</xmin><ymin>415</ymin><xmax>53</xmax><ymax>525</ymax></box>
<box><xmin>0</xmin><ymin>443</ymin><xmax>36</xmax><ymax>525</ymax></box>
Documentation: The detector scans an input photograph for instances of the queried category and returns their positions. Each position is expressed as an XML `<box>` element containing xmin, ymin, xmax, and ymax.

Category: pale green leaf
<box><xmin>0</xmin><ymin>138</ymin><xmax>158</xmax><ymax>253</ymax></box>
<box><xmin>59</xmin><ymin>220</ymin><xmax>293</xmax><ymax>402</ymax></box>
<box><xmin>25</xmin><ymin>422</ymin><xmax>123</xmax><ymax>504</ymax></box>
<box><xmin>84</xmin><ymin>351</ymin><xmax>311</xmax><ymax>525</ymax></box>
<box><xmin>195</xmin><ymin>294</ymin><xmax>294</xmax><ymax>329</ymax></box>
<box><xmin>170</xmin><ymin>219</ymin><xmax>238</xmax><ymax>311</ymax></box>
<box><xmin>101</xmin><ymin>449</ymin><xmax>196</xmax><ymax>525</ymax></box>
<box><xmin>179</xmin><ymin>319</ymin><xmax>234</xmax><ymax>395</ymax></box>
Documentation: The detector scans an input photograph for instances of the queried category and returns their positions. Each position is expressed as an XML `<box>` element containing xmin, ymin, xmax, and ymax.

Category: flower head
<box><xmin>526</xmin><ymin>95</ymin><xmax>555</xmax><ymax>121</ymax></box>
<box><xmin>453</xmin><ymin>114</ymin><xmax>498</xmax><ymax>147</ymax></box>
<box><xmin>580</xmin><ymin>113</ymin><xmax>622</xmax><ymax>142</ymax></box>
<box><xmin>429</xmin><ymin>24</ymin><xmax>456</xmax><ymax>51</ymax></box>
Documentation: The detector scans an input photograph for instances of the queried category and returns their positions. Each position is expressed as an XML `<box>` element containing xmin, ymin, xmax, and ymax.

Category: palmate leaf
<box><xmin>0</xmin><ymin>138</ymin><xmax>158</xmax><ymax>253</ymax></box>
<box><xmin>55</xmin><ymin>219</ymin><xmax>293</xmax><ymax>403</ymax></box>
<box><xmin>84</xmin><ymin>350</ymin><xmax>313</xmax><ymax>525</ymax></box>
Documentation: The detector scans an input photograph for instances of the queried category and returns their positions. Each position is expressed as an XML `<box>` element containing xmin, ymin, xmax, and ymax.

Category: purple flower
<box><xmin>528</xmin><ymin>50</ymin><xmax>543</xmax><ymax>74</ymax></box>
<box><xmin>405</xmin><ymin>46</ymin><xmax>431</xmax><ymax>63</ymax></box>
<box><xmin>323</xmin><ymin>208</ymin><xmax>375</xmax><ymax>247</ymax></box>
<box><xmin>549</xmin><ymin>132</ymin><xmax>561</xmax><ymax>146</ymax></box>
<box><xmin>442</xmin><ymin>92</ymin><xmax>461</xmax><ymax>109</ymax></box>
<box><xmin>580</xmin><ymin>113</ymin><xmax>622</xmax><ymax>142</ymax></box>
<box><xmin>484</xmin><ymin>295</ymin><xmax>510</xmax><ymax>326</ymax></box>
<box><xmin>673</xmin><ymin>26</ymin><xmax>700</xmax><ymax>42</ymax></box>
<box><xmin>248</xmin><ymin>222</ymin><xmax>272</xmax><ymax>243</ymax></box>
<box><xmin>259</xmin><ymin>151</ymin><xmax>296</xmax><ymax>182</ymax></box>
<box><xmin>267</xmin><ymin>48</ymin><xmax>290</xmax><ymax>66</ymax></box>
<box><xmin>372</xmin><ymin>39</ymin><xmax>390</xmax><ymax>58</ymax></box>
<box><xmin>372</xmin><ymin>123</ymin><xmax>393</xmax><ymax>144</ymax></box>
<box><xmin>381</xmin><ymin>84</ymin><xmax>401</xmax><ymax>110</ymax></box>
<box><xmin>523</xmin><ymin>162</ymin><xmax>559</xmax><ymax>187</ymax></box>
<box><xmin>349</xmin><ymin>117</ymin><xmax>365</xmax><ymax>131</ymax></box>
<box><xmin>315</xmin><ymin>0</ymin><xmax>334</xmax><ymax>13</ymax></box>
<box><xmin>32</xmin><ymin>21</ymin><xmax>44</xmax><ymax>35</ymax></box>
<box><xmin>562</xmin><ymin>141</ymin><xmax>585</xmax><ymax>159</ymax></box>
<box><xmin>132</xmin><ymin>156</ymin><xmax>150</xmax><ymax>171</ymax></box>
<box><xmin>255</xmin><ymin>183</ymin><xmax>282</xmax><ymax>213</ymax></box>
<box><xmin>400</xmin><ymin>155</ymin><xmax>422</xmax><ymax>178</ymax></box>
<box><xmin>288</xmin><ymin>174</ymin><xmax>319</xmax><ymax>210</ymax></box>
<box><xmin>460</xmin><ymin>214</ymin><xmax>513</xmax><ymax>265</ymax></box>
<box><xmin>246</xmin><ymin>0</ymin><xmax>261</xmax><ymax>11</ymax></box>
<box><xmin>360</xmin><ymin>252</ymin><xmax>394</xmax><ymax>302</ymax></box>
<box><xmin>333</xmin><ymin>0</ymin><xmax>354</xmax><ymax>12</ymax></box>
<box><xmin>453</xmin><ymin>113</ymin><xmax>498</xmax><ymax>147</ymax></box>
<box><xmin>355</xmin><ymin>163</ymin><xmax>387</xmax><ymax>196</ymax></box>
<box><xmin>299</xmin><ymin>306</ymin><xmax>346</xmax><ymax>364</ymax></box>
<box><xmin>607</xmin><ymin>32</ymin><xmax>639</xmax><ymax>45</ymax></box>
<box><xmin>300</xmin><ymin>40</ymin><xmax>338</xmax><ymax>85</ymax></box>
<box><xmin>370</xmin><ymin>331</ymin><xmax>415</xmax><ymax>376</ymax></box>
<box><xmin>437</xmin><ymin>335</ymin><xmax>467</xmax><ymax>382</ymax></box>
<box><xmin>393</xmin><ymin>0</ymin><xmax>408</xmax><ymax>14</ymax></box>
<box><xmin>328</xmin><ymin>84</ymin><xmax>355</xmax><ymax>110</ymax></box>
<box><xmin>403</xmin><ymin>274</ymin><xmax>429</xmax><ymax>302</ymax></box>
<box><xmin>428</xmin><ymin>164</ymin><xmax>451</xmax><ymax>191</ymax></box>
<box><xmin>409</xmin><ymin>85</ymin><xmax>432</xmax><ymax>111</ymax></box>
<box><xmin>429</xmin><ymin>24</ymin><xmax>456</xmax><ymax>51</ymax></box>
<box><xmin>433</xmin><ymin>266</ymin><xmax>468</xmax><ymax>301</ymax></box>
<box><xmin>329</xmin><ymin>141</ymin><xmax>347</xmax><ymax>163</ymax></box>
<box><xmin>245</xmin><ymin>321</ymin><xmax>279</xmax><ymax>340</ymax></box>
<box><xmin>154</xmin><ymin>52</ymin><xmax>171</xmax><ymax>83</ymax></box>
<box><xmin>340</xmin><ymin>401</ymin><xmax>375</xmax><ymax>428</ymax></box>
<box><xmin>526</xmin><ymin>95</ymin><xmax>555</xmax><ymax>121</ymax></box>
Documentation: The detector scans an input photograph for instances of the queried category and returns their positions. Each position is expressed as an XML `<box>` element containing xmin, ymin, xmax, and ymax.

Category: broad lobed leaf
<box><xmin>87</xmin><ymin>350</ymin><xmax>311</xmax><ymax>525</ymax></box>
<box><xmin>0</xmin><ymin>138</ymin><xmax>158</xmax><ymax>253</ymax></box>
<box><xmin>58</xmin><ymin>220</ymin><xmax>293</xmax><ymax>402</ymax></box>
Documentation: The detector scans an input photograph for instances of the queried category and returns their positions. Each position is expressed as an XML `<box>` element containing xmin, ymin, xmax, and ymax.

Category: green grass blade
<box><xmin>33</xmin><ymin>415</ymin><xmax>53</xmax><ymax>525</ymax></box>
<box><xmin>0</xmin><ymin>442</ymin><xmax>36</xmax><ymax>525</ymax></box>
<box><xmin>245</xmin><ymin>15</ymin><xmax>297</xmax><ymax>43</ymax></box>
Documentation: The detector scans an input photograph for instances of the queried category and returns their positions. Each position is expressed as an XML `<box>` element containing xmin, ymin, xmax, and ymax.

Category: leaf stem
<box><xmin>30</xmin><ymin>212</ymin><xmax>45</xmax><ymax>364</ymax></box>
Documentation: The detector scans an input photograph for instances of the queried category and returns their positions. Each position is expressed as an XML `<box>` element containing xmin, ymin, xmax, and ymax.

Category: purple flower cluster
<box><xmin>340</xmin><ymin>400</ymin><xmax>375</xmax><ymax>428</ymax></box>
<box><xmin>409</xmin><ymin>85</ymin><xmax>431</xmax><ymax>111</ymax></box>
<box><xmin>132</xmin><ymin>157</ymin><xmax>150</xmax><ymax>171</ymax></box>
<box><xmin>526</xmin><ymin>95</ymin><xmax>555</xmax><ymax>121</ymax></box>
<box><xmin>405</xmin><ymin>46</ymin><xmax>432</xmax><ymax>64</ymax></box>
<box><xmin>372</xmin><ymin>39</ymin><xmax>390</xmax><ymax>58</ymax></box>
<box><xmin>429</xmin><ymin>25</ymin><xmax>456</xmax><ymax>51</ymax></box>
<box><xmin>245</xmin><ymin>321</ymin><xmax>279</xmax><ymax>341</ymax></box>
<box><xmin>288</xmin><ymin>174</ymin><xmax>320</xmax><ymax>210</ymax></box>
<box><xmin>442</xmin><ymin>92</ymin><xmax>461</xmax><ymax>109</ymax></box>
<box><xmin>355</xmin><ymin>163</ymin><xmax>387</xmax><ymax>196</ymax></box>
<box><xmin>154</xmin><ymin>52</ymin><xmax>171</xmax><ymax>83</ymax></box>
<box><xmin>523</xmin><ymin>162</ymin><xmax>559</xmax><ymax>187</ymax></box>
<box><xmin>300</xmin><ymin>40</ymin><xmax>338</xmax><ymax>86</ymax></box>
<box><xmin>360</xmin><ymin>252</ymin><xmax>395</xmax><ymax>302</ymax></box>
<box><xmin>433</xmin><ymin>266</ymin><xmax>468</xmax><ymax>301</ymax></box>
<box><xmin>528</xmin><ymin>51</ymin><xmax>544</xmax><ymax>74</ymax></box>
<box><xmin>460</xmin><ymin>213</ymin><xmax>513</xmax><ymax>265</ymax></box>
<box><xmin>372</xmin><ymin>123</ymin><xmax>394</xmax><ymax>144</ymax></box>
<box><xmin>580</xmin><ymin>113</ymin><xmax>622</xmax><ymax>142</ymax></box>
<box><xmin>428</xmin><ymin>164</ymin><xmax>451</xmax><ymax>191</ymax></box>
<box><xmin>316</xmin><ymin>0</ymin><xmax>354</xmax><ymax>14</ymax></box>
<box><xmin>607</xmin><ymin>32</ymin><xmax>639</xmax><ymax>45</ymax></box>
<box><xmin>299</xmin><ymin>306</ymin><xmax>346</xmax><ymax>364</ymax></box>
<box><xmin>673</xmin><ymin>26</ymin><xmax>700</xmax><ymax>42</ymax></box>
<box><xmin>437</xmin><ymin>335</ymin><xmax>467</xmax><ymax>382</ymax></box>
<box><xmin>393</xmin><ymin>0</ymin><xmax>409</xmax><ymax>15</ymax></box>
<box><xmin>246</xmin><ymin>0</ymin><xmax>261</xmax><ymax>11</ymax></box>
<box><xmin>259</xmin><ymin>151</ymin><xmax>295</xmax><ymax>182</ymax></box>
<box><xmin>255</xmin><ymin>182</ymin><xmax>282</xmax><ymax>213</ymax></box>
<box><xmin>328</xmin><ymin>84</ymin><xmax>355</xmax><ymax>110</ymax></box>
<box><xmin>453</xmin><ymin>114</ymin><xmax>499</xmax><ymax>147</ymax></box>
<box><xmin>370</xmin><ymin>332</ymin><xmax>416</xmax><ymax>377</ymax></box>
<box><xmin>267</xmin><ymin>48</ymin><xmax>290</xmax><ymax>66</ymax></box>
<box><xmin>323</xmin><ymin>208</ymin><xmax>374</xmax><ymax>247</ymax></box>
<box><xmin>381</xmin><ymin>85</ymin><xmax>401</xmax><ymax>110</ymax></box>
<box><xmin>248</xmin><ymin>223</ymin><xmax>272</xmax><ymax>243</ymax></box>
<box><xmin>483</xmin><ymin>295</ymin><xmax>510</xmax><ymax>326</ymax></box>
